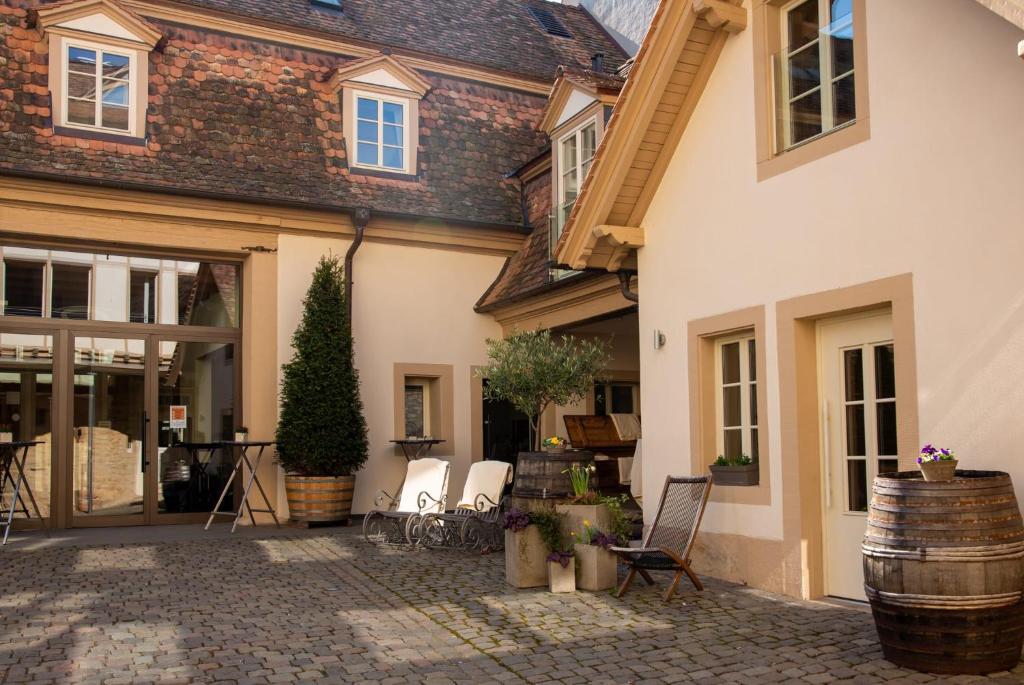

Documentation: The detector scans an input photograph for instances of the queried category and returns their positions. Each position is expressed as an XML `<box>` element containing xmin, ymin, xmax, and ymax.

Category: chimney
<box><xmin>591</xmin><ymin>53</ymin><xmax>605</xmax><ymax>73</ymax></box>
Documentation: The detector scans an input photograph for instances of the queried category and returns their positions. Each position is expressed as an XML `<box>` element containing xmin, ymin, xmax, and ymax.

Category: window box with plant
<box><xmin>276</xmin><ymin>255</ymin><xmax>368</xmax><ymax>524</ymax></box>
<box><xmin>709</xmin><ymin>454</ymin><xmax>758</xmax><ymax>487</ymax></box>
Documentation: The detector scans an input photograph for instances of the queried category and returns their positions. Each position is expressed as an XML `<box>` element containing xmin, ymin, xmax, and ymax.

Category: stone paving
<box><xmin>1</xmin><ymin>527</ymin><xmax>1022</xmax><ymax>684</ymax></box>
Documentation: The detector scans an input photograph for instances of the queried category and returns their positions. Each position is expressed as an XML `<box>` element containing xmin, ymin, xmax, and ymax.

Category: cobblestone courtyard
<box><xmin>1</xmin><ymin>527</ymin><xmax>1022</xmax><ymax>684</ymax></box>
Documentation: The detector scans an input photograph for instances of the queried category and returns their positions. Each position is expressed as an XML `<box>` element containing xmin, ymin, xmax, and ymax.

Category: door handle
<box><xmin>141</xmin><ymin>411</ymin><xmax>150</xmax><ymax>472</ymax></box>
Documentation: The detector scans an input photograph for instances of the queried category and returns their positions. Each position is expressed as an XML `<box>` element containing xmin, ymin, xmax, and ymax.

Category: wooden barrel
<box><xmin>285</xmin><ymin>474</ymin><xmax>354</xmax><ymax>523</ymax></box>
<box><xmin>511</xmin><ymin>451</ymin><xmax>595</xmax><ymax>499</ymax></box>
<box><xmin>863</xmin><ymin>470</ymin><xmax>1024</xmax><ymax>674</ymax></box>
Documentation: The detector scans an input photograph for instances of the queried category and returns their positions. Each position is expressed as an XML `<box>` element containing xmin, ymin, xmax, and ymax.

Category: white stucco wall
<box><xmin>638</xmin><ymin>0</ymin><xmax>1024</xmax><ymax>542</ymax></box>
<box><xmin>277</xmin><ymin>234</ymin><xmax>506</xmax><ymax>514</ymax></box>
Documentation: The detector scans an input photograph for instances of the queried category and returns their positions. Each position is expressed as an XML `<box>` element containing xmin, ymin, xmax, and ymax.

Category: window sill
<box><xmin>53</xmin><ymin>126</ymin><xmax>147</xmax><ymax>147</ymax></box>
<box><xmin>348</xmin><ymin>166</ymin><xmax>418</xmax><ymax>182</ymax></box>
<box><xmin>756</xmin><ymin>117</ymin><xmax>869</xmax><ymax>182</ymax></box>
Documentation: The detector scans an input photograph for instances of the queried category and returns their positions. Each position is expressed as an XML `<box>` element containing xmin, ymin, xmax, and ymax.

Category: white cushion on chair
<box><xmin>456</xmin><ymin>460</ymin><xmax>512</xmax><ymax>511</ymax></box>
<box><xmin>397</xmin><ymin>458</ymin><xmax>450</xmax><ymax>514</ymax></box>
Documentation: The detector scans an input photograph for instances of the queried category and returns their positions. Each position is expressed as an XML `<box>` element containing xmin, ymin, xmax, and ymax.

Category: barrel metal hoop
<box><xmin>863</xmin><ymin>540</ymin><xmax>1024</xmax><ymax>561</ymax></box>
<box><xmin>865</xmin><ymin>586</ymin><xmax>1022</xmax><ymax>610</ymax></box>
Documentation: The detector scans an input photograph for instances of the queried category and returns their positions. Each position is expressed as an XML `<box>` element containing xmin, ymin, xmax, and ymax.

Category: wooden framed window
<box><xmin>775</xmin><ymin>0</ymin><xmax>855</xmax><ymax>151</ymax></box>
<box><xmin>353</xmin><ymin>92</ymin><xmax>409</xmax><ymax>173</ymax></box>
<box><xmin>557</xmin><ymin>119</ymin><xmax>597</xmax><ymax>235</ymax></box>
<box><xmin>62</xmin><ymin>39</ymin><xmax>136</xmax><ymax>135</ymax></box>
<box><xmin>714</xmin><ymin>334</ymin><xmax>758</xmax><ymax>462</ymax></box>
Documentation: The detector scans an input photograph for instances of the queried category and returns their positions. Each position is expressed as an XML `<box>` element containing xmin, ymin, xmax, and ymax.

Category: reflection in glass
<box><xmin>723</xmin><ymin>385</ymin><xmax>741</xmax><ymax>428</ymax></box>
<box><xmin>72</xmin><ymin>338</ymin><xmax>145</xmax><ymax>517</ymax></box>
<box><xmin>847</xmin><ymin>459</ymin><xmax>868</xmax><ymax>512</ymax></box>
<box><xmin>721</xmin><ymin>342</ymin><xmax>740</xmax><ymax>384</ymax></box>
<box><xmin>1</xmin><ymin>246</ymin><xmax>238</xmax><ymax>327</ymax></box>
<box><xmin>724</xmin><ymin>429</ymin><xmax>742</xmax><ymax>459</ymax></box>
<box><xmin>3</xmin><ymin>261</ymin><xmax>44</xmax><ymax>317</ymax></box>
<box><xmin>157</xmin><ymin>340</ymin><xmax>235</xmax><ymax>514</ymax></box>
<box><xmin>51</xmin><ymin>264</ymin><xmax>90</xmax><ymax>320</ymax></box>
<box><xmin>876</xmin><ymin>401</ymin><xmax>897</xmax><ymax>456</ymax></box>
<box><xmin>845</xmin><ymin>404</ymin><xmax>865</xmax><ymax>456</ymax></box>
<box><xmin>0</xmin><ymin>334</ymin><xmax>53</xmax><ymax>517</ymax></box>
<box><xmin>843</xmin><ymin>348</ymin><xmax>863</xmax><ymax>401</ymax></box>
<box><xmin>874</xmin><ymin>344</ymin><xmax>895</xmax><ymax>398</ymax></box>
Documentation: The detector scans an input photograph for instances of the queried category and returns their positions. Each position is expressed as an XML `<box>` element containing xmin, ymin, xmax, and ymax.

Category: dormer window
<box><xmin>329</xmin><ymin>53</ymin><xmax>430</xmax><ymax>177</ymax></box>
<box><xmin>65</xmin><ymin>43</ymin><xmax>134</xmax><ymax>133</ymax></box>
<box><xmin>557</xmin><ymin>119</ymin><xmax>597</xmax><ymax>231</ymax></box>
<box><xmin>33</xmin><ymin>0</ymin><xmax>162</xmax><ymax>143</ymax></box>
<box><xmin>355</xmin><ymin>94</ymin><xmax>408</xmax><ymax>172</ymax></box>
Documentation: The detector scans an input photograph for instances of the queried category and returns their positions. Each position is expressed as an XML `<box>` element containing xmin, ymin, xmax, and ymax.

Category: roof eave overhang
<box><xmin>555</xmin><ymin>0</ymin><xmax>747</xmax><ymax>272</ymax></box>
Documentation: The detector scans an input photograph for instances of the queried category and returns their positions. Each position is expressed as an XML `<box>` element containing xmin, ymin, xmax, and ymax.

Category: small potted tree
<box><xmin>276</xmin><ymin>255</ymin><xmax>368</xmax><ymax>524</ymax></box>
<box><xmin>478</xmin><ymin>330</ymin><xmax>609</xmax><ymax>452</ymax></box>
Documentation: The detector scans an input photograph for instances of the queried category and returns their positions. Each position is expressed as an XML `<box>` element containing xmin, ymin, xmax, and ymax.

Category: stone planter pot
<box><xmin>548</xmin><ymin>558</ymin><xmax>576</xmax><ymax>593</ymax></box>
<box><xmin>505</xmin><ymin>526</ymin><xmax>548</xmax><ymax>588</ymax></box>
<box><xmin>556</xmin><ymin>503</ymin><xmax>611</xmax><ymax>539</ymax></box>
<box><xmin>574</xmin><ymin>543</ymin><xmax>617</xmax><ymax>591</ymax></box>
<box><xmin>708</xmin><ymin>463</ymin><xmax>759</xmax><ymax>486</ymax></box>
<box><xmin>285</xmin><ymin>474</ymin><xmax>354</xmax><ymax>523</ymax></box>
<box><xmin>919</xmin><ymin>459</ymin><xmax>958</xmax><ymax>482</ymax></box>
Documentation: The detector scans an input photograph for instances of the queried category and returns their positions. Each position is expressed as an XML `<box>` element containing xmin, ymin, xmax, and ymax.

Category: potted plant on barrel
<box><xmin>917</xmin><ymin>444</ymin><xmax>958</xmax><ymax>481</ymax></box>
<box><xmin>478</xmin><ymin>330</ymin><xmax>609</xmax><ymax>452</ymax></box>
<box><xmin>276</xmin><ymin>255</ymin><xmax>368</xmax><ymax>525</ymax></box>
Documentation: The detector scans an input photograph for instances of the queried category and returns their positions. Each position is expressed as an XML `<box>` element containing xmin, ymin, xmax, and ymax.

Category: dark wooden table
<box><xmin>390</xmin><ymin>439</ymin><xmax>445</xmax><ymax>461</ymax></box>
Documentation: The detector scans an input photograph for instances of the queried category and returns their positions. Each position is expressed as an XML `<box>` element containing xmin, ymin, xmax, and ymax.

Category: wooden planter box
<box><xmin>505</xmin><ymin>526</ymin><xmax>548</xmax><ymax>588</ymax></box>
<box><xmin>709</xmin><ymin>463</ymin><xmax>758</xmax><ymax>487</ymax></box>
<box><xmin>574</xmin><ymin>543</ymin><xmax>617</xmax><ymax>591</ymax></box>
<box><xmin>548</xmin><ymin>558</ymin><xmax>576</xmax><ymax>593</ymax></box>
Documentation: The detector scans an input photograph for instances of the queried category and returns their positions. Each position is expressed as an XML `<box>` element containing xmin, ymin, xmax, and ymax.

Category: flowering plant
<box><xmin>562</xmin><ymin>463</ymin><xmax>597</xmax><ymax>499</ymax></box>
<box><xmin>546</xmin><ymin>550</ymin><xmax>574</xmax><ymax>568</ymax></box>
<box><xmin>573</xmin><ymin>519</ymin><xmax>622</xmax><ymax>549</ymax></box>
<box><xmin>917</xmin><ymin>444</ymin><xmax>956</xmax><ymax>465</ymax></box>
<box><xmin>502</xmin><ymin>509</ymin><xmax>530</xmax><ymax>532</ymax></box>
<box><xmin>542</xmin><ymin>436</ymin><xmax>565</xmax><ymax>448</ymax></box>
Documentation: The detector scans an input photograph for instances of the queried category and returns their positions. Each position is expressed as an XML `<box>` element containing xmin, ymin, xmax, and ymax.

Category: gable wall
<box><xmin>636</xmin><ymin>0</ymin><xmax>1024</xmax><ymax>592</ymax></box>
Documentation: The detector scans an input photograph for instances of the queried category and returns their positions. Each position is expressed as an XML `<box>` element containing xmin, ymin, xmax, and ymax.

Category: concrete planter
<box><xmin>548</xmin><ymin>558</ymin><xmax>576</xmax><ymax>593</ymax></box>
<box><xmin>556</xmin><ymin>503</ymin><xmax>611</xmax><ymax>537</ymax></box>
<box><xmin>505</xmin><ymin>526</ymin><xmax>548</xmax><ymax>588</ymax></box>
<box><xmin>919</xmin><ymin>459</ymin><xmax>958</xmax><ymax>482</ymax></box>
<box><xmin>574</xmin><ymin>543</ymin><xmax>617</xmax><ymax>591</ymax></box>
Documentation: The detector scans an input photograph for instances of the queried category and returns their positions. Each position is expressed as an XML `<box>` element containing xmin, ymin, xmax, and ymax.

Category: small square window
<box><xmin>51</xmin><ymin>264</ymin><xmax>90</xmax><ymax>320</ymax></box>
<box><xmin>3</xmin><ymin>261</ymin><xmax>45</xmax><ymax>317</ymax></box>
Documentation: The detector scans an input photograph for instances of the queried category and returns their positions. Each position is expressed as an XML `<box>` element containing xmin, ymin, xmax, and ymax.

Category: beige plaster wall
<box><xmin>276</xmin><ymin>234</ymin><xmax>506</xmax><ymax>514</ymax></box>
<box><xmin>637</xmin><ymin>0</ymin><xmax>1024</xmax><ymax>563</ymax></box>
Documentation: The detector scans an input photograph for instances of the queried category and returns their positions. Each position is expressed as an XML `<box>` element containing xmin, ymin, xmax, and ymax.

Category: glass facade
<box><xmin>0</xmin><ymin>246</ymin><xmax>239</xmax><ymax>327</ymax></box>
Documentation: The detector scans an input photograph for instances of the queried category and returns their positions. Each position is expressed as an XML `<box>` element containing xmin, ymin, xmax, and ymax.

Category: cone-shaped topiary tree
<box><xmin>276</xmin><ymin>255</ymin><xmax>368</xmax><ymax>476</ymax></box>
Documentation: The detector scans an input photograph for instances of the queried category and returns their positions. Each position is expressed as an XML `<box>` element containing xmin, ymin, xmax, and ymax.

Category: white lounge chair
<box><xmin>420</xmin><ymin>460</ymin><xmax>513</xmax><ymax>551</ymax></box>
<box><xmin>362</xmin><ymin>457</ymin><xmax>450</xmax><ymax>546</ymax></box>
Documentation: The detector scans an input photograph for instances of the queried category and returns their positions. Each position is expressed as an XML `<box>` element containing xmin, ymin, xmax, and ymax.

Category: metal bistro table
<box><xmin>390</xmin><ymin>438</ymin><xmax>445</xmax><ymax>461</ymax></box>
<box><xmin>1</xmin><ymin>440</ymin><xmax>49</xmax><ymax>546</ymax></box>
<box><xmin>205</xmin><ymin>440</ymin><xmax>281</xmax><ymax>533</ymax></box>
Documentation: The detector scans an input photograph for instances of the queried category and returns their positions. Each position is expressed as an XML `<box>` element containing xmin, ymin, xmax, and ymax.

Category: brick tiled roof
<box><xmin>167</xmin><ymin>0</ymin><xmax>629</xmax><ymax>82</ymax></box>
<box><xmin>0</xmin><ymin>4</ymin><xmax>604</xmax><ymax>226</ymax></box>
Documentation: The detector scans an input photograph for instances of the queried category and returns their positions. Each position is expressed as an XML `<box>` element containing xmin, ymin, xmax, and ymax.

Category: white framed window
<box><xmin>594</xmin><ymin>381</ymin><xmax>639</xmax><ymax>416</ymax></box>
<box><xmin>776</xmin><ymin>0</ymin><xmax>855</xmax><ymax>150</ymax></box>
<box><xmin>61</xmin><ymin>38</ymin><xmax>136</xmax><ymax>135</ymax></box>
<box><xmin>353</xmin><ymin>92</ymin><xmax>409</xmax><ymax>173</ymax></box>
<box><xmin>714</xmin><ymin>334</ymin><xmax>758</xmax><ymax>461</ymax></box>
<box><xmin>556</xmin><ymin>118</ymin><xmax>597</xmax><ymax>235</ymax></box>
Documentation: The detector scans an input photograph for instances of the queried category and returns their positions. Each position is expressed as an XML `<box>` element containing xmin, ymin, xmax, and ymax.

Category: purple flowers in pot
<box><xmin>918</xmin><ymin>444</ymin><xmax>956</xmax><ymax>465</ymax></box>
<box><xmin>503</xmin><ymin>509</ymin><xmax>530</xmax><ymax>532</ymax></box>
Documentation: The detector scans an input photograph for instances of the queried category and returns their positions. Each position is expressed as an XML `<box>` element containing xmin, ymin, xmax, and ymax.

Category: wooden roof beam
<box><xmin>692</xmin><ymin>0</ymin><xmax>747</xmax><ymax>33</ymax></box>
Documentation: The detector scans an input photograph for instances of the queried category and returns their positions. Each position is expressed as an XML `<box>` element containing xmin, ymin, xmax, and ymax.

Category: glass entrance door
<box><xmin>71</xmin><ymin>335</ymin><xmax>150</xmax><ymax>525</ymax></box>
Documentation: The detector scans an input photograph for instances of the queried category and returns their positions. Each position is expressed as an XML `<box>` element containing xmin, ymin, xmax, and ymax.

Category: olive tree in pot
<box><xmin>478</xmin><ymin>330</ymin><xmax>610</xmax><ymax>452</ymax></box>
<box><xmin>276</xmin><ymin>255</ymin><xmax>368</xmax><ymax>524</ymax></box>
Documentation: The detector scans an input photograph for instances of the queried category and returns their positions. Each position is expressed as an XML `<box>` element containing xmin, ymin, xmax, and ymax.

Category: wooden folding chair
<box><xmin>610</xmin><ymin>475</ymin><xmax>713</xmax><ymax>602</ymax></box>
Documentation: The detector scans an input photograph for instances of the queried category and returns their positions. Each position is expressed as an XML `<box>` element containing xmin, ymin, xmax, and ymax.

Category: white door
<box><xmin>818</xmin><ymin>312</ymin><xmax>898</xmax><ymax>600</ymax></box>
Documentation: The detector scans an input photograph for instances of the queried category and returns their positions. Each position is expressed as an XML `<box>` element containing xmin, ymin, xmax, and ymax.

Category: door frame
<box><xmin>0</xmin><ymin>316</ymin><xmax>241</xmax><ymax>528</ymax></box>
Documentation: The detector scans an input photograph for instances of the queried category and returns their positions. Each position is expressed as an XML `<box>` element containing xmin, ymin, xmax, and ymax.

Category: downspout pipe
<box><xmin>618</xmin><ymin>271</ymin><xmax>639</xmax><ymax>303</ymax></box>
<box><xmin>345</xmin><ymin>208</ymin><xmax>371</xmax><ymax>326</ymax></box>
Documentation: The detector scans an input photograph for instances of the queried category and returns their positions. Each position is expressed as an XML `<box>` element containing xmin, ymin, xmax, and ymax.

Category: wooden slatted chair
<box><xmin>609</xmin><ymin>475</ymin><xmax>713</xmax><ymax>602</ymax></box>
